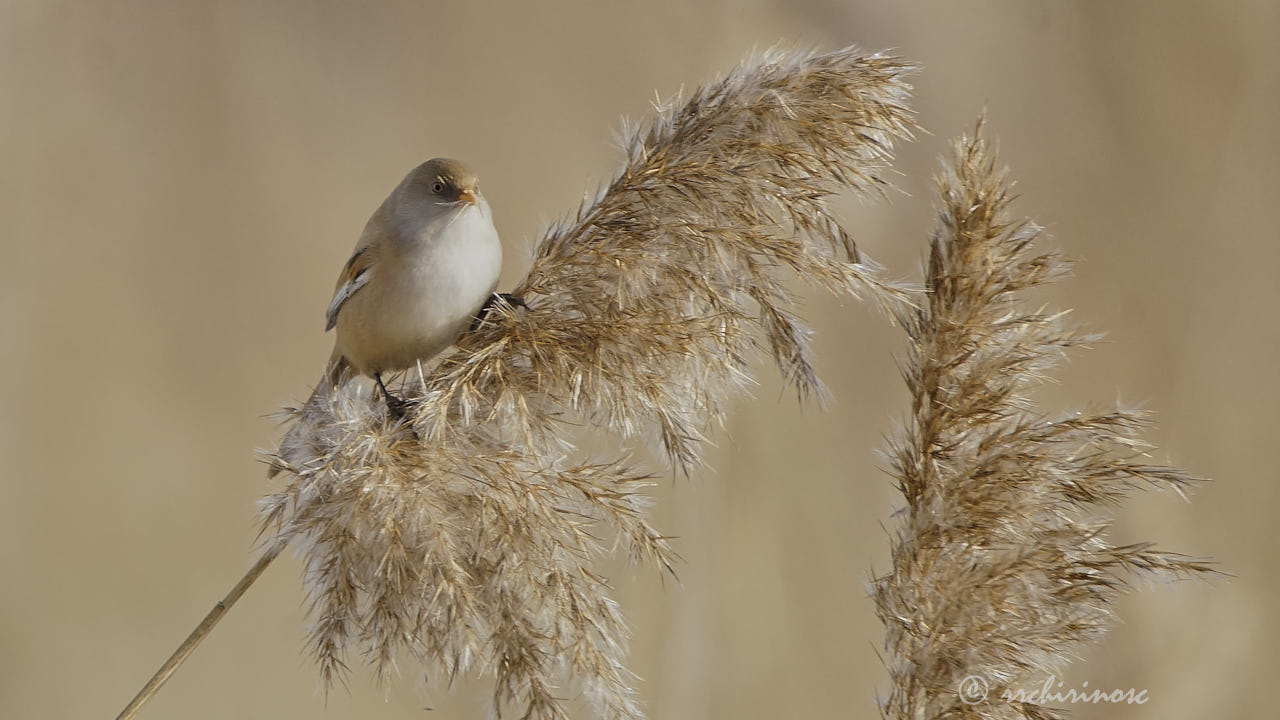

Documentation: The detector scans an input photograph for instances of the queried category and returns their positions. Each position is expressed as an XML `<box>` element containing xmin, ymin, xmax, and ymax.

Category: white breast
<box><xmin>335</xmin><ymin>201</ymin><xmax>502</xmax><ymax>375</ymax></box>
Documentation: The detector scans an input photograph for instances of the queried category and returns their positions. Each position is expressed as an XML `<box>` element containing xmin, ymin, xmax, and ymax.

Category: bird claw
<box><xmin>374</xmin><ymin>372</ymin><xmax>412</xmax><ymax>423</ymax></box>
<box><xmin>470</xmin><ymin>292</ymin><xmax>527</xmax><ymax>332</ymax></box>
<box><xmin>384</xmin><ymin>392</ymin><xmax>409</xmax><ymax>420</ymax></box>
<box><xmin>380</xmin><ymin>392</ymin><xmax>422</xmax><ymax>439</ymax></box>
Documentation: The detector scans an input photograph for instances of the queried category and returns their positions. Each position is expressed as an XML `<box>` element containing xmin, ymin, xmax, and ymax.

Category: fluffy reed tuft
<box><xmin>873</xmin><ymin>120</ymin><xmax>1214</xmax><ymax>720</ymax></box>
<box><xmin>263</xmin><ymin>46</ymin><xmax>917</xmax><ymax>720</ymax></box>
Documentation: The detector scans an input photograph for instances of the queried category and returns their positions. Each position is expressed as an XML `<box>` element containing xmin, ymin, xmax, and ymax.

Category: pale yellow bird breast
<box><xmin>335</xmin><ymin>201</ymin><xmax>502</xmax><ymax>376</ymax></box>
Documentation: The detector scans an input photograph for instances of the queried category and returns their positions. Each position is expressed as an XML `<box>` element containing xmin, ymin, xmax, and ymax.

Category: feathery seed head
<box><xmin>874</xmin><ymin>119</ymin><xmax>1214</xmax><ymax>720</ymax></box>
<box><xmin>264</xmin><ymin>45</ymin><xmax>919</xmax><ymax>719</ymax></box>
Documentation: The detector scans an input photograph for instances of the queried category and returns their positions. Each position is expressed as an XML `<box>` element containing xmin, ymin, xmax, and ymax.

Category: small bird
<box><xmin>320</xmin><ymin>158</ymin><xmax>504</xmax><ymax>416</ymax></box>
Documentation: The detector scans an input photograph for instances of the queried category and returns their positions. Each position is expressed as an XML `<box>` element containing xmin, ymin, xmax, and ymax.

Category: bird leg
<box><xmin>470</xmin><ymin>292</ymin><xmax>528</xmax><ymax>332</ymax></box>
<box><xmin>496</xmin><ymin>292</ymin><xmax>527</xmax><ymax>309</ymax></box>
<box><xmin>374</xmin><ymin>372</ymin><xmax>408</xmax><ymax>419</ymax></box>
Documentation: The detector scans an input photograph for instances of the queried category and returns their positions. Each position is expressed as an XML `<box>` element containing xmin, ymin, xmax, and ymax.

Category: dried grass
<box><xmin>872</xmin><ymin>119</ymin><xmax>1215</xmax><ymax>720</ymax></box>
<box><xmin>114</xmin><ymin>45</ymin><xmax>1217</xmax><ymax>720</ymax></box>
<box><xmin>261</xmin><ymin>45</ymin><xmax>918</xmax><ymax>720</ymax></box>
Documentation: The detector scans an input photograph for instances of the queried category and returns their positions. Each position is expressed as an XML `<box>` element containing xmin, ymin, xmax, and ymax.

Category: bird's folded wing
<box><xmin>325</xmin><ymin>246</ymin><xmax>375</xmax><ymax>331</ymax></box>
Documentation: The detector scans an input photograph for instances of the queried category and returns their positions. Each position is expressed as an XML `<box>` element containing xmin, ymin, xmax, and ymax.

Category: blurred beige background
<box><xmin>2</xmin><ymin>1</ymin><xmax>1275</xmax><ymax>718</ymax></box>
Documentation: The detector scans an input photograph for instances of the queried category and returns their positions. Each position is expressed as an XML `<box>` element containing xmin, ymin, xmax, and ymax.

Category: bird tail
<box><xmin>306</xmin><ymin>349</ymin><xmax>351</xmax><ymax>408</ymax></box>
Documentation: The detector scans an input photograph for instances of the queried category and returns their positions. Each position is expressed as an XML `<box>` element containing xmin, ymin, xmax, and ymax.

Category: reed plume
<box><xmin>262</xmin><ymin>46</ymin><xmax>917</xmax><ymax>720</ymax></box>
<box><xmin>873</xmin><ymin>120</ymin><xmax>1214</xmax><ymax>720</ymax></box>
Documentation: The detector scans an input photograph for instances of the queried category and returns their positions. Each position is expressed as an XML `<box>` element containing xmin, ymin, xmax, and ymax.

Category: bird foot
<box><xmin>470</xmin><ymin>292</ymin><xmax>528</xmax><ymax>332</ymax></box>
<box><xmin>374</xmin><ymin>372</ymin><xmax>412</xmax><ymax>423</ymax></box>
<box><xmin>381</xmin><ymin>393</ymin><xmax>423</xmax><ymax>439</ymax></box>
<box><xmin>384</xmin><ymin>392</ymin><xmax>409</xmax><ymax>420</ymax></box>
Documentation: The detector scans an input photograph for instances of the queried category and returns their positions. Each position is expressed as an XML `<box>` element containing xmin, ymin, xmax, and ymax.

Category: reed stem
<box><xmin>115</xmin><ymin>544</ymin><xmax>283</xmax><ymax>720</ymax></box>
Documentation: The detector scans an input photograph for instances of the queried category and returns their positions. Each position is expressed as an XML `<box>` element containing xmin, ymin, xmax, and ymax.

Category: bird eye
<box><xmin>431</xmin><ymin>180</ymin><xmax>446</xmax><ymax>194</ymax></box>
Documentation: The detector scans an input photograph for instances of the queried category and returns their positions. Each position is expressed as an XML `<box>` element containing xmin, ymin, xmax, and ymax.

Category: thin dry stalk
<box><xmin>115</xmin><ymin>546</ymin><xmax>281</xmax><ymax>720</ymax></box>
<box><xmin>263</xmin><ymin>46</ymin><xmax>918</xmax><ymax>720</ymax></box>
<box><xmin>873</xmin><ymin>120</ymin><xmax>1214</xmax><ymax>720</ymax></box>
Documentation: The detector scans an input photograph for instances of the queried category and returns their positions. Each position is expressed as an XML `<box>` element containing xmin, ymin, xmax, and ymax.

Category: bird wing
<box><xmin>325</xmin><ymin>246</ymin><xmax>376</xmax><ymax>331</ymax></box>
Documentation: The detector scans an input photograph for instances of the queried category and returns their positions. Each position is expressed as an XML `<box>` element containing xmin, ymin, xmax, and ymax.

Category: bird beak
<box><xmin>456</xmin><ymin>189</ymin><xmax>477</xmax><ymax>206</ymax></box>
